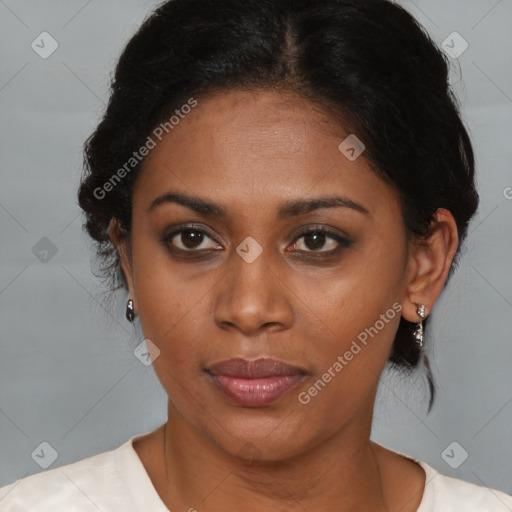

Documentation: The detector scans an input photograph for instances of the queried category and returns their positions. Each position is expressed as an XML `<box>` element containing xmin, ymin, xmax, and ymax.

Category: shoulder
<box><xmin>418</xmin><ymin>460</ymin><xmax>512</xmax><ymax>512</ymax></box>
<box><xmin>0</xmin><ymin>442</ymin><xmax>129</xmax><ymax>511</ymax></box>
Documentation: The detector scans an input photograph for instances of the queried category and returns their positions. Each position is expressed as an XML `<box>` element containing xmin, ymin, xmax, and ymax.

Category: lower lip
<box><xmin>207</xmin><ymin>373</ymin><xmax>304</xmax><ymax>407</ymax></box>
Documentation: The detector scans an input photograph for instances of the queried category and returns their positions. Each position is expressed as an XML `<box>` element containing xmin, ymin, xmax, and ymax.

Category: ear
<box><xmin>108</xmin><ymin>218</ymin><xmax>136</xmax><ymax>306</ymax></box>
<box><xmin>402</xmin><ymin>208</ymin><xmax>459</xmax><ymax>323</ymax></box>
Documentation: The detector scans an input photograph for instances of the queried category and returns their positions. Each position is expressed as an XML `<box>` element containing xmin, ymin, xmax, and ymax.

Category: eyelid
<box><xmin>160</xmin><ymin>223</ymin><xmax>222</xmax><ymax>247</ymax></box>
<box><xmin>289</xmin><ymin>225</ymin><xmax>352</xmax><ymax>252</ymax></box>
<box><xmin>292</xmin><ymin>224</ymin><xmax>350</xmax><ymax>240</ymax></box>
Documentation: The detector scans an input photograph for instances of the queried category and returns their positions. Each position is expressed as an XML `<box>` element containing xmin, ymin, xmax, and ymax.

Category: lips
<box><xmin>205</xmin><ymin>357</ymin><xmax>307</xmax><ymax>407</ymax></box>
<box><xmin>206</xmin><ymin>357</ymin><xmax>305</xmax><ymax>378</ymax></box>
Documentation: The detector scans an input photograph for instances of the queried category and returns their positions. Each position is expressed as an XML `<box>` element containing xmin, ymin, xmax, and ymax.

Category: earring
<box><xmin>126</xmin><ymin>299</ymin><xmax>135</xmax><ymax>322</ymax></box>
<box><xmin>413</xmin><ymin>304</ymin><xmax>427</xmax><ymax>347</ymax></box>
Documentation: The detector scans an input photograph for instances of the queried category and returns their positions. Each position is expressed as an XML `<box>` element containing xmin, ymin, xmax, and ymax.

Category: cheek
<box><xmin>291</xmin><ymin>240</ymin><xmax>406</xmax><ymax>415</ymax></box>
<box><xmin>129</xmin><ymin>235</ymin><xmax>207</xmax><ymax>367</ymax></box>
<box><xmin>135</xmin><ymin>275</ymin><xmax>210</xmax><ymax>410</ymax></box>
<box><xmin>303</xmin><ymin>237</ymin><xmax>406</xmax><ymax>347</ymax></box>
<box><xmin>136</xmin><ymin>279</ymin><xmax>208</xmax><ymax>368</ymax></box>
<box><xmin>293</xmin><ymin>292</ymin><xmax>402</xmax><ymax>428</ymax></box>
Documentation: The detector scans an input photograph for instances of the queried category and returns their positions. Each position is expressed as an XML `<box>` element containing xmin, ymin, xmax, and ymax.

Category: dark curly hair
<box><xmin>78</xmin><ymin>0</ymin><xmax>479</xmax><ymax>410</ymax></box>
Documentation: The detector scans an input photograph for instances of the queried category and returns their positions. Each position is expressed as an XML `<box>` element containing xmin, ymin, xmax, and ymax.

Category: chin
<box><xmin>199</xmin><ymin>407</ymin><xmax>321</xmax><ymax>463</ymax></box>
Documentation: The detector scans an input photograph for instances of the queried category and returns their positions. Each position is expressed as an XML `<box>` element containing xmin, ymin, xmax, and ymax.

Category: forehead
<box><xmin>133</xmin><ymin>90</ymin><xmax>399</xmax><ymax>220</ymax></box>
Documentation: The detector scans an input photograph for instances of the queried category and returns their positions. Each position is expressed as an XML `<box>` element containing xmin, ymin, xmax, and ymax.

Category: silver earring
<box><xmin>126</xmin><ymin>299</ymin><xmax>135</xmax><ymax>322</ymax></box>
<box><xmin>413</xmin><ymin>304</ymin><xmax>427</xmax><ymax>347</ymax></box>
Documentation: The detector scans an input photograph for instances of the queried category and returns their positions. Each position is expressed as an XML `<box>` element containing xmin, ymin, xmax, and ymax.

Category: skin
<box><xmin>109</xmin><ymin>89</ymin><xmax>459</xmax><ymax>511</ymax></box>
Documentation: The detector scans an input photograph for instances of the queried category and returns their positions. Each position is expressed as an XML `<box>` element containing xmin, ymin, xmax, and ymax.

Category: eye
<box><xmin>161</xmin><ymin>224</ymin><xmax>351</xmax><ymax>257</ymax></box>
<box><xmin>289</xmin><ymin>227</ymin><xmax>351</xmax><ymax>254</ymax></box>
<box><xmin>162</xmin><ymin>225</ymin><xmax>222</xmax><ymax>252</ymax></box>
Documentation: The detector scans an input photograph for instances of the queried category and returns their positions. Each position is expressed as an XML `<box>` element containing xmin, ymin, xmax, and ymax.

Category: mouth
<box><xmin>204</xmin><ymin>357</ymin><xmax>307</xmax><ymax>407</ymax></box>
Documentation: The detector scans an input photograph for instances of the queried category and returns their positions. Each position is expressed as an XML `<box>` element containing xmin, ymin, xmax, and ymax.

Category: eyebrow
<box><xmin>147</xmin><ymin>191</ymin><xmax>370</xmax><ymax>218</ymax></box>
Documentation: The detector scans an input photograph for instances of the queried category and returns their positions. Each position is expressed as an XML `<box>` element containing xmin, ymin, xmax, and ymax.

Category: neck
<box><xmin>158</xmin><ymin>399</ymin><xmax>391</xmax><ymax>512</ymax></box>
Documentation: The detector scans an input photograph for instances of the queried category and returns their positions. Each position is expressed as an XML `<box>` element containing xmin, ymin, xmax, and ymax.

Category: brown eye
<box><xmin>179</xmin><ymin>229</ymin><xmax>205</xmax><ymax>249</ymax></box>
<box><xmin>302</xmin><ymin>231</ymin><xmax>331</xmax><ymax>251</ymax></box>
<box><xmin>291</xmin><ymin>228</ymin><xmax>351</xmax><ymax>254</ymax></box>
<box><xmin>164</xmin><ymin>227</ymin><xmax>222</xmax><ymax>252</ymax></box>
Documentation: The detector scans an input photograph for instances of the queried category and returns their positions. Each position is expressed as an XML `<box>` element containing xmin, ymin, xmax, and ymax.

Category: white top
<box><xmin>1</xmin><ymin>431</ymin><xmax>511</xmax><ymax>511</ymax></box>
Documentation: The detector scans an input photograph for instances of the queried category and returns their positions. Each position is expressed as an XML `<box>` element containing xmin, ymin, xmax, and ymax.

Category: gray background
<box><xmin>1</xmin><ymin>0</ymin><xmax>511</xmax><ymax>497</ymax></box>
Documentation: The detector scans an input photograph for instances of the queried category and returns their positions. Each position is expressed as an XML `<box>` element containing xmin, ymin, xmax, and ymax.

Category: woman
<box><xmin>1</xmin><ymin>0</ymin><xmax>511</xmax><ymax>510</ymax></box>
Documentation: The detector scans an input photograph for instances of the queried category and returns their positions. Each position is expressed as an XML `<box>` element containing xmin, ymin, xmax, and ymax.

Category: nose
<box><xmin>213</xmin><ymin>247</ymin><xmax>294</xmax><ymax>336</ymax></box>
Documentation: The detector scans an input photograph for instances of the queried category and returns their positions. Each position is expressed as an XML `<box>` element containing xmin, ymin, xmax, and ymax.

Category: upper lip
<box><xmin>205</xmin><ymin>357</ymin><xmax>307</xmax><ymax>378</ymax></box>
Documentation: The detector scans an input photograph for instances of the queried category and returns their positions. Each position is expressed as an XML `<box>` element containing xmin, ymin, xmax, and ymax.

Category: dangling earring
<box><xmin>126</xmin><ymin>299</ymin><xmax>135</xmax><ymax>322</ymax></box>
<box><xmin>413</xmin><ymin>304</ymin><xmax>427</xmax><ymax>347</ymax></box>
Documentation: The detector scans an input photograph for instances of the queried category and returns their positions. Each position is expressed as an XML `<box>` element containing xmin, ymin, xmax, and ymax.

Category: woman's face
<box><xmin>120</xmin><ymin>90</ymin><xmax>416</xmax><ymax>460</ymax></box>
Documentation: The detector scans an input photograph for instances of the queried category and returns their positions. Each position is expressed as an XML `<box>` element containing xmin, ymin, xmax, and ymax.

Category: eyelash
<box><xmin>160</xmin><ymin>223</ymin><xmax>352</xmax><ymax>258</ymax></box>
